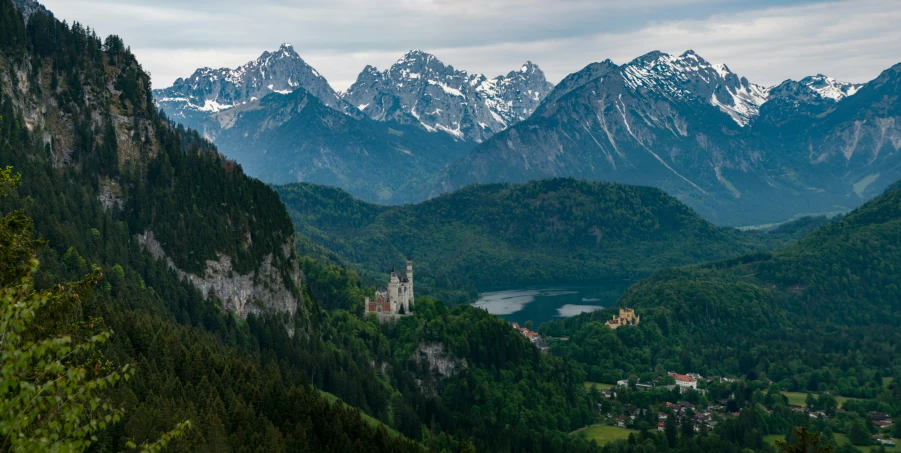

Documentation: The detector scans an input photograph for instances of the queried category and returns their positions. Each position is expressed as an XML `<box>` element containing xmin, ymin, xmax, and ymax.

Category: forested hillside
<box><xmin>0</xmin><ymin>2</ymin><xmax>612</xmax><ymax>451</ymax></box>
<box><xmin>545</xmin><ymin>182</ymin><xmax>901</xmax><ymax>398</ymax></box>
<box><xmin>0</xmin><ymin>1</ymin><xmax>425</xmax><ymax>450</ymax></box>
<box><xmin>276</xmin><ymin>179</ymin><xmax>780</xmax><ymax>305</ymax></box>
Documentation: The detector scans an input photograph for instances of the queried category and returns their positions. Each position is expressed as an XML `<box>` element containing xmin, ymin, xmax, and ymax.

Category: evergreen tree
<box><xmin>848</xmin><ymin>420</ymin><xmax>871</xmax><ymax>446</ymax></box>
<box><xmin>665</xmin><ymin>413</ymin><xmax>677</xmax><ymax>448</ymax></box>
<box><xmin>0</xmin><ymin>169</ymin><xmax>188</xmax><ymax>452</ymax></box>
<box><xmin>775</xmin><ymin>426</ymin><xmax>832</xmax><ymax>453</ymax></box>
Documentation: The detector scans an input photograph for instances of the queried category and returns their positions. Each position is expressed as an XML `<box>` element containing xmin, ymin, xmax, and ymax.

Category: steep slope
<box><xmin>798</xmin><ymin>74</ymin><xmax>863</xmax><ymax>101</ymax></box>
<box><xmin>275</xmin><ymin>178</ymin><xmax>767</xmax><ymax>304</ymax></box>
<box><xmin>545</xmin><ymin>180</ymin><xmax>901</xmax><ymax>396</ymax></box>
<box><xmin>432</xmin><ymin>54</ymin><xmax>781</xmax><ymax>224</ymax></box>
<box><xmin>428</xmin><ymin>51</ymin><xmax>889</xmax><ymax>226</ymax></box>
<box><xmin>208</xmin><ymin>86</ymin><xmax>472</xmax><ymax>202</ymax></box>
<box><xmin>620</xmin><ymin>50</ymin><xmax>768</xmax><ymax>126</ymax></box>
<box><xmin>343</xmin><ymin>50</ymin><xmax>554</xmax><ymax>142</ymax></box>
<box><xmin>153</xmin><ymin>43</ymin><xmax>351</xmax><ymax>133</ymax></box>
<box><xmin>0</xmin><ymin>1</ymin><xmax>441</xmax><ymax>451</ymax></box>
<box><xmin>789</xmin><ymin>63</ymin><xmax>901</xmax><ymax>197</ymax></box>
<box><xmin>153</xmin><ymin>47</ymin><xmax>476</xmax><ymax>204</ymax></box>
<box><xmin>0</xmin><ymin>11</ymin><xmax>302</xmax><ymax>319</ymax></box>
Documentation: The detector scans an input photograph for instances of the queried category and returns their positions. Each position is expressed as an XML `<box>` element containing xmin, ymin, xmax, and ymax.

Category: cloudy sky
<box><xmin>40</xmin><ymin>0</ymin><xmax>901</xmax><ymax>92</ymax></box>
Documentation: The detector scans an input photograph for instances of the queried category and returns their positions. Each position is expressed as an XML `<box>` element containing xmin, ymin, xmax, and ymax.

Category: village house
<box><xmin>669</xmin><ymin>372</ymin><xmax>698</xmax><ymax>390</ymax></box>
<box><xmin>511</xmin><ymin>322</ymin><xmax>541</xmax><ymax>343</ymax></box>
<box><xmin>870</xmin><ymin>411</ymin><xmax>893</xmax><ymax>429</ymax></box>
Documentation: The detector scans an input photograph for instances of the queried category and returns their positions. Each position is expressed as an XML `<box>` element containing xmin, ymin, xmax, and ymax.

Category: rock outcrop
<box><xmin>411</xmin><ymin>342</ymin><xmax>467</xmax><ymax>398</ymax></box>
<box><xmin>136</xmin><ymin>231</ymin><xmax>302</xmax><ymax>319</ymax></box>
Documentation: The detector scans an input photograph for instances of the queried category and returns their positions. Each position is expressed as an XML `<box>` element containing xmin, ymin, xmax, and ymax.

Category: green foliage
<box><xmin>366</xmin><ymin>298</ymin><xmax>598</xmax><ymax>452</ymax></box>
<box><xmin>546</xmin><ymin>179</ymin><xmax>901</xmax><ymax>402</ymax></box>
<box><xmin>776</xmin><ymin>426</ymin><xmax>833</xmax><ymax>453</ymax></box>
<box><xmin>0</xmin><ymin>168</ymin><xmax>191</xmax><ymax>452</ymax></box>
<box><xmin>0</xmin><ymin>261</ymin><xmax>118</xmax><ymax>452</ymax></box>
<box><xmin>847</xmin><ymin>420</ymin><xmax>871</xmax><ymax>446</ymax></box>
<box><xmin>276</xmin><ymin>179</ymin><xmax>773</xmax><ymax>305</ymax></box>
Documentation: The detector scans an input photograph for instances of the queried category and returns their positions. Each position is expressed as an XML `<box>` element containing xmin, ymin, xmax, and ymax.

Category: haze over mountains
<box><xmin>153</xmin><ymin>44</ymin><xmax>901</xmax><ymax>226</ymax></box>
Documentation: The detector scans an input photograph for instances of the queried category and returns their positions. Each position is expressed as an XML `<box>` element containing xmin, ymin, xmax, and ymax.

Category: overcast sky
<box><xmin>40</xmin><ymin>0</ymin><xmax>901</xmax><ymax>92</ymax></box>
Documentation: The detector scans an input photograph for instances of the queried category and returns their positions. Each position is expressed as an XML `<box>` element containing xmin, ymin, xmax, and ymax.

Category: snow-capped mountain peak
<box><xmin>343</xmin><ymin>51</ymin><xmax>554</xmax><ymax>142</ymax></box>
<box><xmin>799</xmin><ymin>74</ymin><xmax>863</xmax><ymax>101</ymax></box>
<box><xmin>622</xmin><ymin>50</ymin><xmax>768</xmax><ymax>126</ymax></box>
<box><xmin>154</xmin><ymin>43</ymin><xmax>348</xmax><ymax>121</ymax></box>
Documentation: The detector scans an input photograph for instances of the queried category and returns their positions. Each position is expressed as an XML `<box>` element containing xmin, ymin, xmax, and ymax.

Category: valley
<box><xmin>2</xmin><ymin>0</ymin><xmax>900</xmax><ymax>452</ymax></box>
<box><xmin>274</xmin><ymin>178</ymin><xmax>781</xmax><ymax>307</ymax></box>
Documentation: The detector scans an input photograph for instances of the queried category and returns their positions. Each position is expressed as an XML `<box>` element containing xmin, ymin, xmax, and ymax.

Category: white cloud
<box><xmin>39</xmin><ymin>0</ymin><xmax>901</xmax><ymax>91</ymax></box>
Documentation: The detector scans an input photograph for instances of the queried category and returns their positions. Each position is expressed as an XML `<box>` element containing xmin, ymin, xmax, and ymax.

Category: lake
<box><xmin>472</xmin><ymin>281</ymin><xmax>634</xmax><ymax>326</ymax></box>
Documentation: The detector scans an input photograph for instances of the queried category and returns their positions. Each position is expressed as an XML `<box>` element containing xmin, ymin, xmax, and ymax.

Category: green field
<box><xmin>781</xmin><ymin>391</ymin><xmax>859</xmax><ymax>407</ymax></box>
<box><xmin>765</xmin><ymin>433</ymin><xmax>900</xmax><ymax>452</ymax></box>
<box><xmin>585</xmin><ymin>382</ymin><xmax>615</xmax><ymax>391</ymax></box>
<box><xmin>576</xmin><ymin>425</ymin><xmax>639</xmax><ymax>446</ymax></box>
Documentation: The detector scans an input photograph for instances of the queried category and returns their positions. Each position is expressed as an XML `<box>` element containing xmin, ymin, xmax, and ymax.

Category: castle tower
<box><xmin>405</xmin><ymin>257</ymin><xmax>414</xmax><ymax>311</ymax></box>
<box><xmin>388</xmin><ymin>268</ymin><xmax>400</xmax><ymax>313</ymax></box>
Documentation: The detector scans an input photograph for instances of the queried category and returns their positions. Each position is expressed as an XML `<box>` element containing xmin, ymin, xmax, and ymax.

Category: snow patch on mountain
<box><xmin>622</xmin><ymin>50</ymin><xmax>768</xmax><ymax>126</ymax></box>
<box><xmin>799</xmin><ymin>75</ymin><xmax>863</xmax><ymax>101</ymax></box>
<box><xmin>153</xmin><ymin>43</ymin><xmax>349</xmax><ymax>120</ymax></box>
<box><xmin>342</xmin><ymin>51</ymin><xmax>553</xmax><ymax>142</ymax></box>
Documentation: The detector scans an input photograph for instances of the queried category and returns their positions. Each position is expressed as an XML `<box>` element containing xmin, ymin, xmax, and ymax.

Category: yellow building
<box><xmin>606</xmin><ymin>308</ymin><xmax>639</xmax><ymax>329</ymax></box>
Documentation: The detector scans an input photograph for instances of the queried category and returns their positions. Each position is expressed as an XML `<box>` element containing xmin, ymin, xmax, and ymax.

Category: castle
<box><xmin>605</xmin><ymin>308</ymin><xmax>639</xmax><ymax>329</ymax></box>
<box><xmin>365</xmin><ymin>258</ymin><xmax>414</xmax><ymax>318</ymax></box>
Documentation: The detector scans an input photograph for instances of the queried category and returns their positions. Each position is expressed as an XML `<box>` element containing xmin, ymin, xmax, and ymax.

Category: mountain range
<box><xmin>154</xmin><ymin>46</ymin><xmax>900</xmax><ymax>226</ymax></box>
<box><xmin>153</xmin><ymin>46</ymin><xmax>549</xmax><ymax>202</ymax></box>
<box><xmin>433</xmin><ymin>50</ymin><xmax>901</xmax><ymax>226</ymax></box>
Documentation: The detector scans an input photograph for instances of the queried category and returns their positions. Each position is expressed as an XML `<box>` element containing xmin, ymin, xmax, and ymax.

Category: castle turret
<box><xmin>405</xmin><ymin>257</ymin><xmax>414</xmax><ymax>311</ymax></box>
<box><xmin>388</xmin><ymin>267</ymin><xmax>400</xmax><ymax>312</ymax></box>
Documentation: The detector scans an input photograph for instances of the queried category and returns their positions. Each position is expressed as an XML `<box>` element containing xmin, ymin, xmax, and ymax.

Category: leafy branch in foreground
<box><xmin>0</xmin><ymin>168</ymin><xmax>189</xmax><ymax>452</ymax></box>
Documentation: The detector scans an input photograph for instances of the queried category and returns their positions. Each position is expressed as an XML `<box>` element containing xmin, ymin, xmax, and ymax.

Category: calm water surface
<box><xmin>472</xmin><ymin>281</ymin><xmax>633</xmax><ymax>326</ymax></box>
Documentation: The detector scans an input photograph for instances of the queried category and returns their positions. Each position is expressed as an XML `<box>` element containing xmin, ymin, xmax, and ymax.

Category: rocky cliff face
<box><xmin>154</xmin><ymin>43</ymin><xmax>352</xmax><ymax>136</ymax></box>
<box><xmin>0</xmin><ymin>37</ymin><xmax>159</xmax><ymax>171</ymax></box>
<box><xmin>10</xmin><ymin>0</ymin><xmax>46</xmax><ymax>19</ymax></box>
<box><xmin>342</xmin><ymin>50</ymin><xmax>554</xmax><ymax>142</ymax></box>
<box><xmin>411</xmin><ymin>342</ymin><xmax>468</xmax><ymax>398</ymax></box>
<box><xmin>799</xmin><ymin>64</ymin><xmax>901</xmax><ymax>184</ymax></box>
<box><xmin>137</xmin><ymin>231</ymin><xmax>302</xmax><ymax>321</ymax></box>
<box><xmin>1</xmin><ymin>16</ymin><xmax>305</xmax><ymax>323</ymax></box>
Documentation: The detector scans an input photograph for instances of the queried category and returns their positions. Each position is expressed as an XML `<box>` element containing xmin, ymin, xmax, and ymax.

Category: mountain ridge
<box><xmin>342</xmin><ymin>49</ymin><xmax>555</xmax><ymax>142</ymax></box>
<box><xmin>153</xmin><ymin>43</ymin><xmax>353</xmax><ymax>131</ymax></box>
<box><xmin>422</xmin><ymin>50</ymin><xmax>892</xmax><ymax>226</ymax></box>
